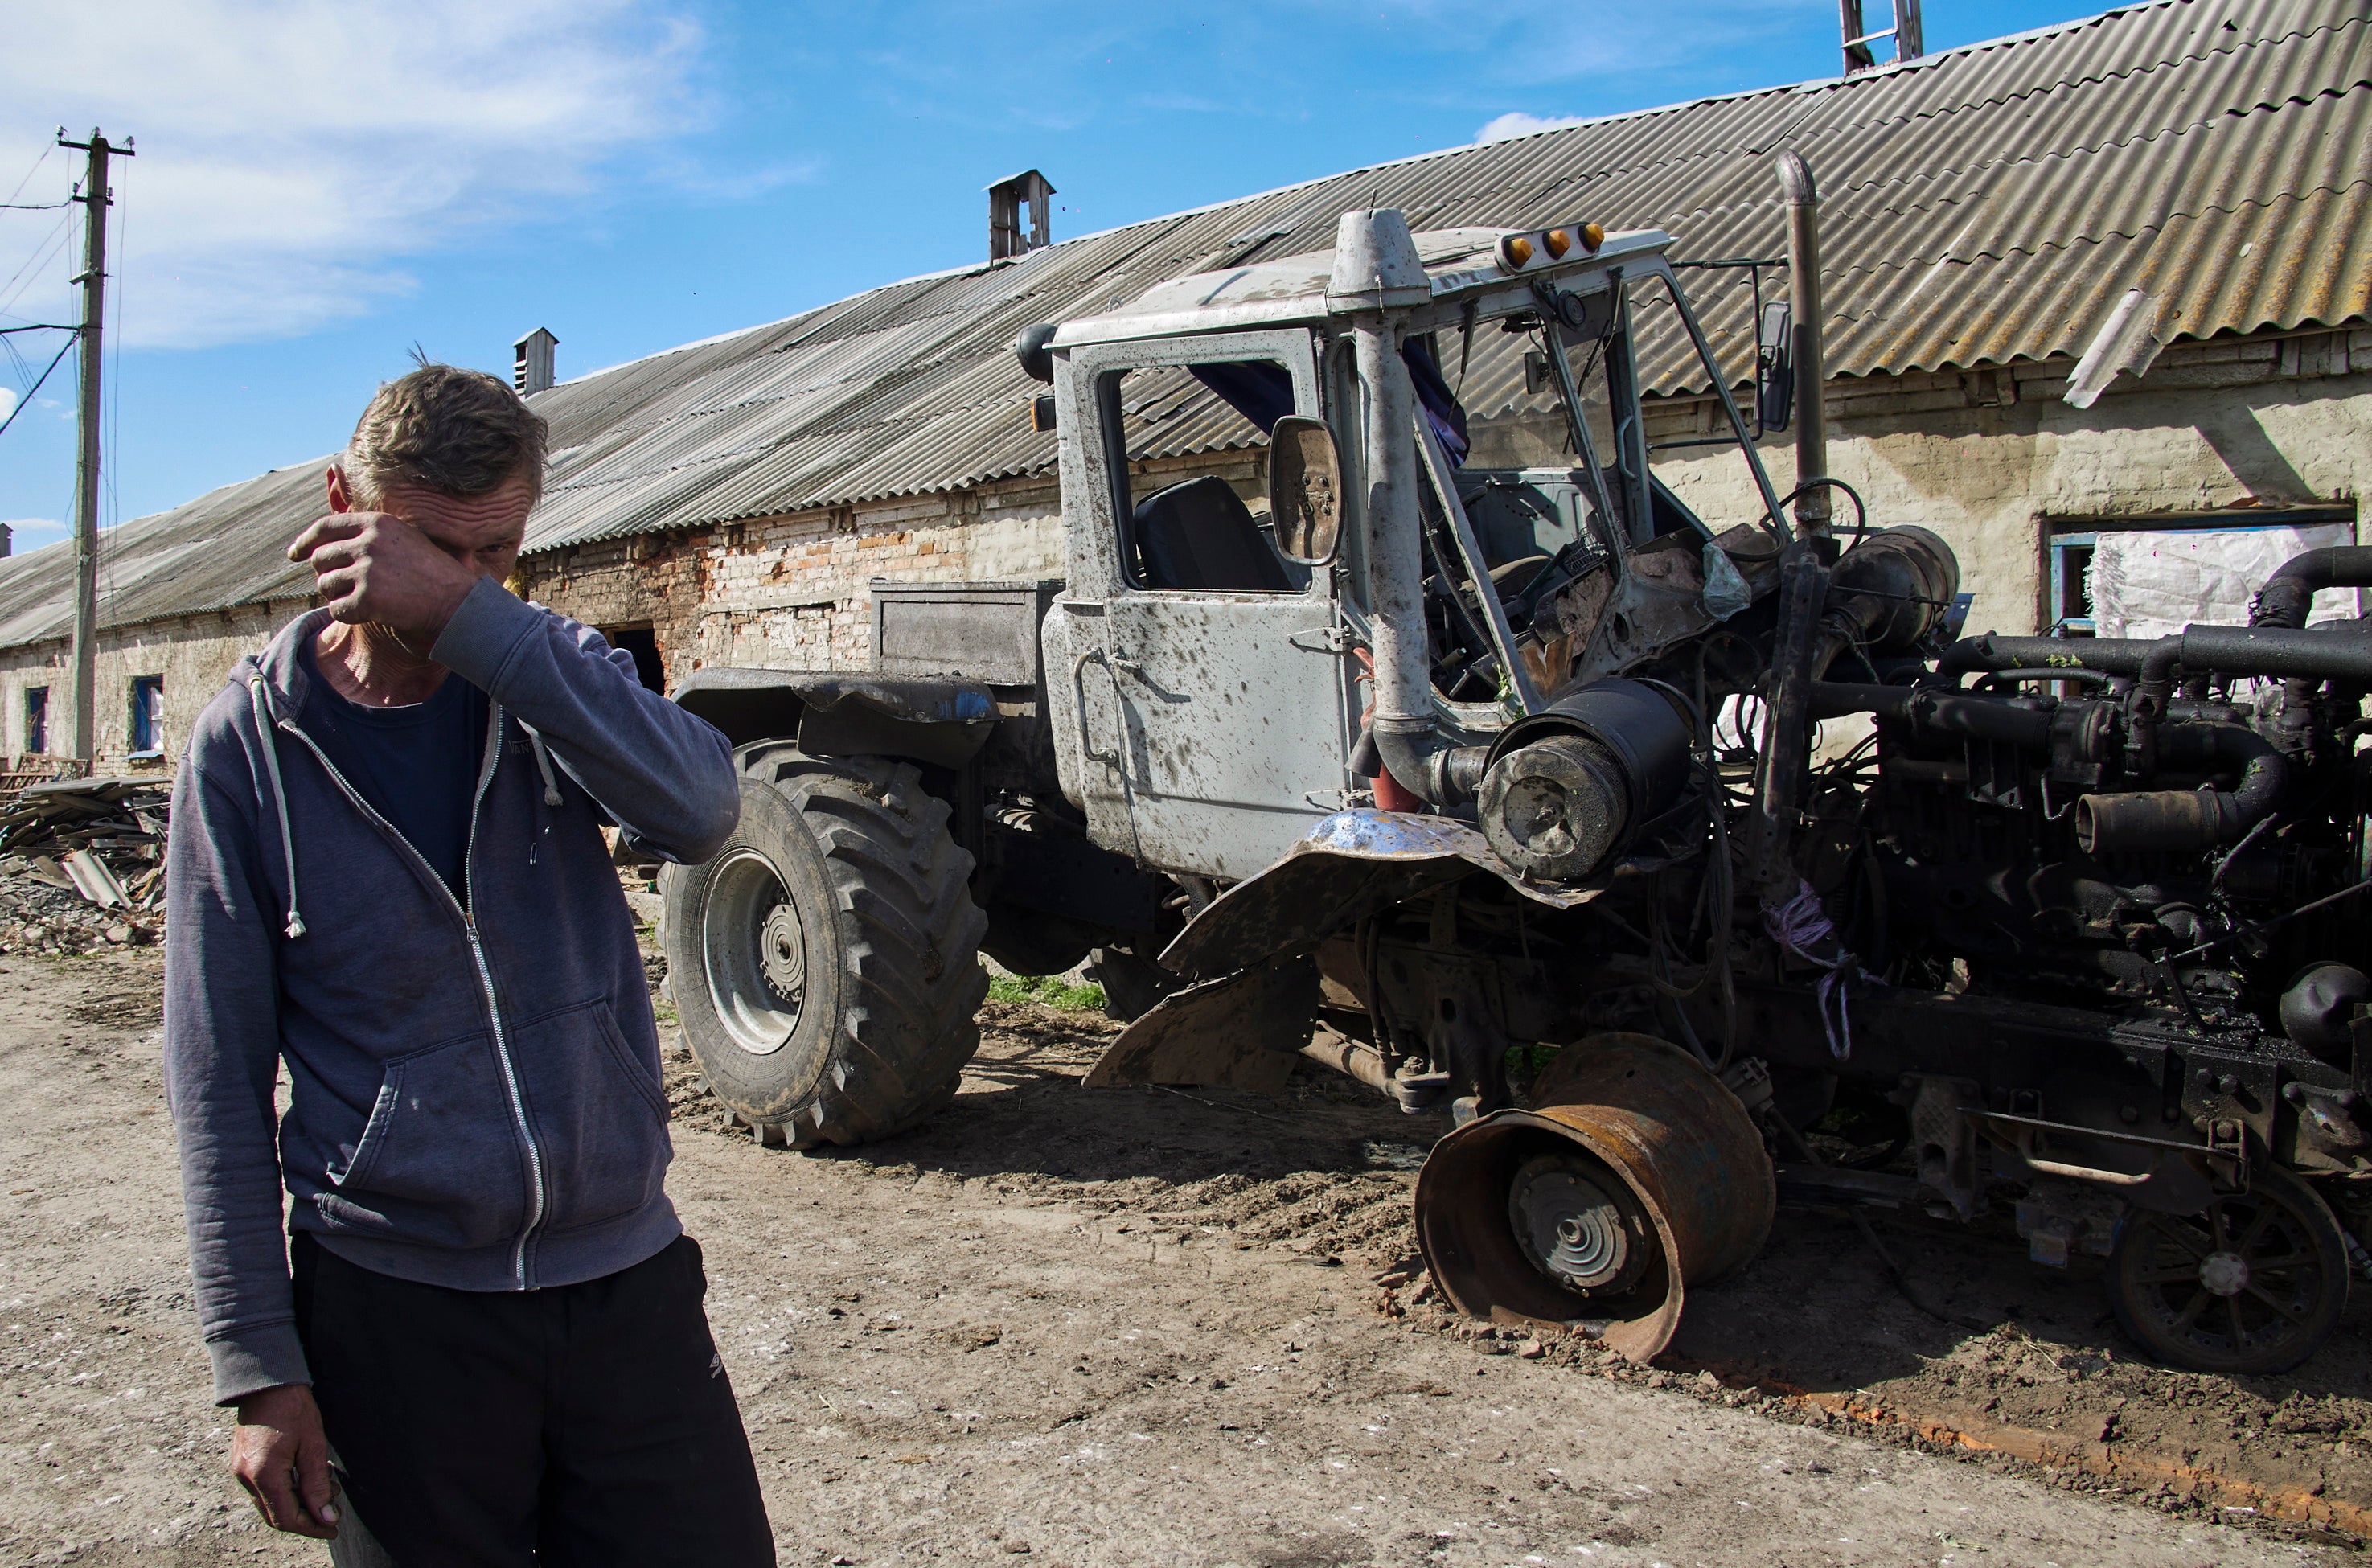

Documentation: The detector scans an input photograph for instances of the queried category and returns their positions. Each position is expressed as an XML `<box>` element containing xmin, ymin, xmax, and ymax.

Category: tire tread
<box><xmin>734</xmin><ymin>745</ymin><xmax>987</xmax><ymax>1147</ymax></box>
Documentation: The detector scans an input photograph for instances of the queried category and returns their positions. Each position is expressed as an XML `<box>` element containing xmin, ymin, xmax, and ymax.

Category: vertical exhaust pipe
<box><xmin>1331</xmin><ymin>208</ymin><xmax>1478</xmax><ymax>805</ymax></box>
<box><xmin>1775</xmin><ymin>151</ymin><xmax>1830</xmax><ymax>538</ymax></box>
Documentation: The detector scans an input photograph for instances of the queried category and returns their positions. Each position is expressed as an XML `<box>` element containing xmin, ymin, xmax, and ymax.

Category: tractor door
<box><xmin>1046</xmin><ymin>328</ymin><xmax>1352</xmax><ymax>883</ymax></box>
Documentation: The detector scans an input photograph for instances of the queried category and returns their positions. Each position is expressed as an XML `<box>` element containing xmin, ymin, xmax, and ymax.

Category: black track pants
<box><xmin>291</xmin><ymin>1232</ymin><xmax>774</xmax><ymax>1567</ymax></box>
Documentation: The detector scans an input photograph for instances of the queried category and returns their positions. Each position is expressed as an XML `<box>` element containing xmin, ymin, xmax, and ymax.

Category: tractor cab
<box><xmin>1025</xmin><ymin>211</ymin><xmax>1792</xmax><ymax>883</ymax></box>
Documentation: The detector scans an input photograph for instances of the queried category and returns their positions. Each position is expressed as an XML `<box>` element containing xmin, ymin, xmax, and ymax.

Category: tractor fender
<box><xmin>673</xmin><ymin>668</ymin><xmax>998</xmax><ymax>769</ymax></box>
<box><xmin>1158</xmin><ymin>808</ymin><xmax>1603</xmax><ymax>983</ymax></box>
<box><xmin>1081</xmin><ymin>810</ymin><xmax>1604</xmax><ymax>1091</ymax></box>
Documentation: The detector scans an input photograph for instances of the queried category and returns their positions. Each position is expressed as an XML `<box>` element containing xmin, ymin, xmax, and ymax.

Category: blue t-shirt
<box><xmin>298</xmin><ymin>637</ymin><xmax>487</xmax><ymax>903</ymax></box>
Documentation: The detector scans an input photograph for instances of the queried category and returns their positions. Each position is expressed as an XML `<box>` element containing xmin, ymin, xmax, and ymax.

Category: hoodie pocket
<box><xmin>322</xmin><ymin>1032</ymin><xmax>531</xmax><ymax>1250</ymax></box>
<box><xmin>511</xmin><ymin>997</ymin><xmax>673</xmax><ymax>1234</ymax></box>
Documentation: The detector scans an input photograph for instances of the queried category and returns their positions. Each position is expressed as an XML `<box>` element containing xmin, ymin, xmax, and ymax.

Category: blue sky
<box><xmin>0</xmin><ymin>0</ymin><xmax>2107</xmax><ymax>544</ymax></box>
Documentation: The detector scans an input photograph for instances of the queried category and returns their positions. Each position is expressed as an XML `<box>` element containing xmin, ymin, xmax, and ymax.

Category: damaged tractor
<box><xmin>663</xmin><ymin>160</ymin><xmax>2372</xmax><ymax>1377</ymax></box>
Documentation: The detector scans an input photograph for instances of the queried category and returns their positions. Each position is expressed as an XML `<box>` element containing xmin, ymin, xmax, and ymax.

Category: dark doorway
<box><xmin>604</xmin><ymin>626</ymin><xmax>667</xmax><ymax>693</ymax></box>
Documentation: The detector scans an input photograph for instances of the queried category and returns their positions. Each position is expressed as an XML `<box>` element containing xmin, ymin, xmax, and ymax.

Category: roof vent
<box><xmin>513</xmin><ymin>327</ymin><xmax>557</xmax><ymax>396</ymax></box>
<box><xmin>1841</xmin><ymin>0</ymin><xmax>1922</xmax><ymax>74</ymax></box>
<box><xmin>987</xmin><ymin>170</ymin><xmax>1054</xmax><ymax>261</ymax></box>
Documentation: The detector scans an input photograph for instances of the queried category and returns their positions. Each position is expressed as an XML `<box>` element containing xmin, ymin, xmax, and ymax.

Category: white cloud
<box><xmin>2</xmin><ymin>516</ymin><xmax>66</xmax><ymax>544</ymax></box>
<box><xmin>1475</xmin><ymin>110</ymin><xmax>1593</xmax><ymax>143</ymax></box>
<box><xmin>0</xmin><ymin>387</ymin><xmax>14</xmax><ymax>424</ymax></box>
<box><xmin>0</xmin><ymin>2</ymin><xmax>709</xmax><ymax>350</ymax></box>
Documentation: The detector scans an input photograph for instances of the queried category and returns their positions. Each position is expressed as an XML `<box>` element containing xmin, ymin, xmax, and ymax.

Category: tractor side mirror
<box><xmin>1755</xmin><ymin>300</ymin><xmax>1794</xmax><ymax>433</ymax></box>
<box><xmin>1267</xmin><ymin>415</ymin><xmax>1343</xmax><ymax>563</ymax></box>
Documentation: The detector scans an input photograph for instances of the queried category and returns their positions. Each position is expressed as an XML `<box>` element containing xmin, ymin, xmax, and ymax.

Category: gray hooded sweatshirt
<box><xmin>163</xmin><ymin>578</ymin><xmax>739</xmax><ymax>1403</ymax></box>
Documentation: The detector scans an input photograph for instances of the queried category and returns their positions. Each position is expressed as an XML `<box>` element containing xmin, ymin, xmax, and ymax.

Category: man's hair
<box><xmin>339</xmin><ymin>361</ymin><xmax>548</xmax><ymax>507</ymax></box>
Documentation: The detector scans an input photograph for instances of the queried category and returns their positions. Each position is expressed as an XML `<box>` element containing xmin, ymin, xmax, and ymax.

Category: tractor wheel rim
<box><xmin>2124</xmin><ymin>1192</ymin><xmax>2328</xmax><ymax>1365</ymax></box>
<box><xmin>704</xmin><ymin>848</ymin><xmax>806</xmax><ymax>1056</ymax></box>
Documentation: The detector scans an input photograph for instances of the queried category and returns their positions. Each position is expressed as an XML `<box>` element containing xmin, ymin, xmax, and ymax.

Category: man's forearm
<box><xmin>430</xmin><ymin>577</ymin><xmax>738</xmax><ymax>861</ymax></box>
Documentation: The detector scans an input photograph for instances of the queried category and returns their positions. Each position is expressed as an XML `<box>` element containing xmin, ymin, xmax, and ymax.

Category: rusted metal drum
<box><xmin>1413</xmin><ymin>1033</ymin><xmax>1775</xmax><ymax>1362</ymax></box>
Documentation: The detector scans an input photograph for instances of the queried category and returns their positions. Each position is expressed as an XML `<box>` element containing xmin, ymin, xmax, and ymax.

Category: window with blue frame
<box><xmin>2040</xmin><ymin>510</ymin><xmax>2358</xmax><ymax>713</ymax></box>
<box><xmin>2046</xmin><ymin>531</ymin><xmax>2096</xmax><ymax>635</ymax></box>
<box><xmin>129</xmin><ymin>675</ymin><xmax>163</xmax><ymax>757</ymax></box>
<box><xmin>23</xmin><ymin>687</ymin><xmax>47</xmax><ymax>755</ymax></box>
<box><xmin>2047</xmin><ymin>508</ymin><xmax>2357</xmax><ymax>641</ymax></box>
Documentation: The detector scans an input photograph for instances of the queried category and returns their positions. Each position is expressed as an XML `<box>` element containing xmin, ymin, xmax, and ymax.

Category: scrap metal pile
<box><xmin>0</xmin><ymin>777</ymin><xmax>169</xmax><ymax>953</ymax></box>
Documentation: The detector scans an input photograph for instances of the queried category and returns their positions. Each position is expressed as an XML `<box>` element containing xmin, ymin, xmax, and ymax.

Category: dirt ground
<box><xmin>1</xmin><ymin>941</ymin><xmax>2367</xmax><ymax>1567</ymax></box>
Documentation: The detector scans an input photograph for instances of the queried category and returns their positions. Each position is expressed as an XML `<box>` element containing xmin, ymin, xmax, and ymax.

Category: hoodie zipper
<box><xmin>268</xmin><ymin>699</ymin><xmax>548</xmax><ymax>1290</ymax></box>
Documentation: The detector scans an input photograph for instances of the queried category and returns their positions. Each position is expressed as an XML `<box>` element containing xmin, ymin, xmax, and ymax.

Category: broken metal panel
<box><xmin>1080</xmin><ymin>953</ymin><xmax>1320</xmax><ymax>1091</ymax></box>
<box><xmin>1161</xmin><ymin>809</ymin><xmax>1599</xmax><ymax>982</ymax></box>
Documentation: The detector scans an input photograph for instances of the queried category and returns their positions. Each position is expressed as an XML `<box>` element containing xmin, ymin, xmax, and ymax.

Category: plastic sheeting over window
<box><xmin>2085</xmin><ymin>521</ymin><xmax>2359</xmax><ymax>641</ymax></box>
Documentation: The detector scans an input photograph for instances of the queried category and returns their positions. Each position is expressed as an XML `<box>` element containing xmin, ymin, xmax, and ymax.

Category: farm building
<box><xmin>0</xmin><ymin>0</ymin><xmax>2363</xmax><ymax>769</ymax></box>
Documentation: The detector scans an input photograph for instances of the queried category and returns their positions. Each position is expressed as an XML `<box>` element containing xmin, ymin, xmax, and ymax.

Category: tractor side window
<box><xmin>1097</xmin><ymin>359</ymin><xmax>1313</xmax><ymax>593</ymax></box>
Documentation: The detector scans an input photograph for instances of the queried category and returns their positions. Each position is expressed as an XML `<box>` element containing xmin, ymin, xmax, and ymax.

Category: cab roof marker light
<box><xmin>1496</xmin><ymin>233</ymin><xmax>1537</xmax><ymax>273</ymax></box>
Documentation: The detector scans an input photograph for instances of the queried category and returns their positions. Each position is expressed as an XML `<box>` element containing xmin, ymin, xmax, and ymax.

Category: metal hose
<box><xmin>2077</xmin><ymin>722</ymin><xmax>2287</xmax><ymax>856</ymax></box>
<box><xmin>2249</xmin><ymin>546</ymin><xmax>2372</xmax><ymax>630</ymax></box>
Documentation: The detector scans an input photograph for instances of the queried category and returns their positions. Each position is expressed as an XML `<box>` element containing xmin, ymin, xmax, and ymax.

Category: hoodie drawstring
<box><xmin>524</xmin><ymin>727</ymin><xmax>564</xmax><ymax>808</ymax></box>
<box><xmin>247</xmin><ymin>679</ymin><xmax>308</xmax><ymax>939</ymax></box>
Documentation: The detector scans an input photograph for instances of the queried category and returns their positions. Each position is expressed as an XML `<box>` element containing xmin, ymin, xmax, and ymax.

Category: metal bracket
<box><xmin>1288</xmin><ymin>625</ymin><xmax>1355</xmax><ymax>654</ymax></box>
<box><xmin>1899</xmin><ymin>1075</ymin><xmax>1981</xmax><ymax>1219</ymax></box>
<box><xmin>2202</xmin><ymin>1117</ymin><xmax>2251</xmax><ymax>1189</ymax></box>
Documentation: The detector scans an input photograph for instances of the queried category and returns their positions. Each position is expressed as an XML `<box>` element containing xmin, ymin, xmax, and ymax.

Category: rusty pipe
<box><xmin>1303</xmin><ymin>1025</ymin><xmax>1393</xmax><ymax>1093</ymax></box>
<box><xmin>2246</xmin><ymin>545</ymin><xmax>2372</xmax><ymax>753</ymax></box>
<box><xmin>1345</xmin><ymin>253</ymin><xmax>1463</xmax><ymax>804</ymax></box>
<box><xmin>1938</xmin><ymin>625</ymin><xmax>2372</xmax><ymax>685</ymax></box>
<box><xmin>2075</xmin><ymin>722</ymin><xmax>2286</xmax><ymax>856</ymax></box>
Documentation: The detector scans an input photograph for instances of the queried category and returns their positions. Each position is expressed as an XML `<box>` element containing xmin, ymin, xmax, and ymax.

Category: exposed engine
<box><xmin>1333</xmin><ymin>521</ymin><xmax>2372</xmax><ymax>1373</ymax></box>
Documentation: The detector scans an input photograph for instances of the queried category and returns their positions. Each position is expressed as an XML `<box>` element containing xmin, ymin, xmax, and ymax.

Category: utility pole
<box><xmin>57</xmin><ymin>128</ymin><xmax>130</xmax><ymax>766</ymax></box>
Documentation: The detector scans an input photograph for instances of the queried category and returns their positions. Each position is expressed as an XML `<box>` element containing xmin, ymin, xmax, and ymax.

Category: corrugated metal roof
<box><xmin>6</xmin><ymin>0</ymin><xmax>2366</xmax><ymax>649</ymax></box>
<box><xmin>0</xmin><ymin>463</ymin><xmax>323</xmax><ymax>652</ymax></box>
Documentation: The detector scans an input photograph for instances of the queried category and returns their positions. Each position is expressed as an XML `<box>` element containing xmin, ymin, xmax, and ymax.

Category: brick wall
<box><xmin>0</xmin><ymin>600</ymin><xmax>306</xmax><ymax>774</ymax></box>
<box><xmin>514</xmin><ymin>453</ymin><xmax>1265</xmax><ymax>690</ymax></box>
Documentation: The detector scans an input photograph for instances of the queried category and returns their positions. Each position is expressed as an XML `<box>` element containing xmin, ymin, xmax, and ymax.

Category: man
<box><xmin>163</xmin><ymin>363</ymin><xmax>774</xmax><ymax>1565</ymax></box>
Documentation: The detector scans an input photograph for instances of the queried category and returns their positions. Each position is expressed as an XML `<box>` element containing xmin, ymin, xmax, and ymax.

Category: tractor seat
<box><xmin>1132</xmin><ymin>476</ymin><xmax>1297</xmax><ymax>593</ymax></box>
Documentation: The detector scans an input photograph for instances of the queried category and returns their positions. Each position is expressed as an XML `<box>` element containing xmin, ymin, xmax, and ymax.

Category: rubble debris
<box><xmin>60</xmin><ymin>850</ymin><xmax>130</xmax><ymax>909</ymax></box>
<box><xmin>0</xmin><ymin>776</ymin><xmax>169</xmax><ymax>953</ymax></box>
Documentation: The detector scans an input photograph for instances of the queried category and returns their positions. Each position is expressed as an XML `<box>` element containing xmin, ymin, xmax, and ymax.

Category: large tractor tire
<box><xmin>664</xmin><ymin>745</ymin><xmax>987</xmax><ymax>1148</ymax></box>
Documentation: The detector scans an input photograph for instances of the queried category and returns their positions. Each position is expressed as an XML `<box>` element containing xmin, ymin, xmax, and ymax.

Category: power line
<box><xmin>2</xmin><ymin>142</ymin><xmax>55</xmax><ymax>208</ymax></box>
<box><xmin>0</xmin><ymin>332</ymin><xmax>76</xmax><ymax>440</ymax></box>
<box><xmin>0</xmin><ymin>211</ymin><xmax>73</xmax><ymax>317</ymax></box>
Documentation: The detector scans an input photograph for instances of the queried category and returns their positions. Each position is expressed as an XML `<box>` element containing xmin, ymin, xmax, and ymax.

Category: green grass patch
<box><xmin>985</xmin><ymin>970</ymin><xmax>1108</xmax><ymax>1013</ymax></box>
